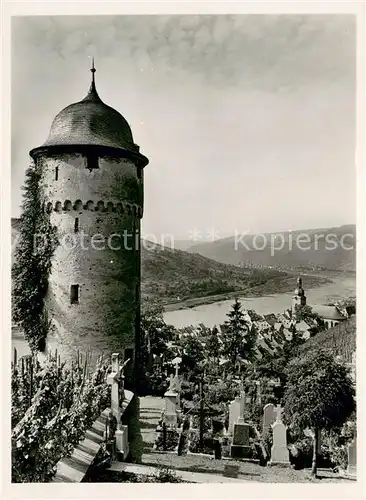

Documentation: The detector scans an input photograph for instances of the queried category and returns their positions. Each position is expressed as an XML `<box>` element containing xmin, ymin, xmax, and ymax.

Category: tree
<box><xmin>222</xmin><ymin>299</ymin><xmax>256</xmax><ymax>368</ymax></box>
<box><xmin>293</xmin><ymin>304</ymin><xmax>325</xmax><ymax>334</ymax></box>
<box><xmin>205</xmin><ymin>325</ymin><xmax>221</xmax><ymax>364</ymax></box>
<box><xmin>141</xmin><ymin>299</ymin><xmax>173</xmax><ymax>357</ymax></box>
<box><xmin>283</xmin><ymin>350</ymin><xmax>355</xmax><ymax>476</ymax></box>
<box><xmin>137</xmin><ymin>298</ymin><xmax>175</xmax><ymax>394</ymax></box>
<box><xmin>182</xmin><ymin>336</ymin><xmax>204</xmax><ymax>372</ymax></box>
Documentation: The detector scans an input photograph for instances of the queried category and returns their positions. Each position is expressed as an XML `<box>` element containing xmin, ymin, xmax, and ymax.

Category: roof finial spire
<box><xmin>83</xmin><ymin>56</ymin><xmax>100</xmax><ymax>102</ymax></box>
<box><xmin>91</xmin><ymin>56</ymin><xmax>96</xmax><ymax>83</ymax></box>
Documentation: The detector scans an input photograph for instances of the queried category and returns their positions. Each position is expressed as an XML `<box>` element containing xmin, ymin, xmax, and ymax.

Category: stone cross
<box><xmin>275</xmin><ymin>404</ymin><xmax>283</xmax><ymax>422</ymax></box>
<box><xmin>107</xmin><ymin>353</ymin><xmax>125</xmax><ymax>430</ymax></box>
<box><xmin>173</xmin><ymin>359</ymin><xmax>180</xmax><ymax>377</ymax></box>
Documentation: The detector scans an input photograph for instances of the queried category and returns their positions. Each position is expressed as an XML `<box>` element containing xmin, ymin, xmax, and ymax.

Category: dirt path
<box><xmin>139</xmin><ymin>396</ymin><xmax>164</xmax><ymax>453</ymax></box>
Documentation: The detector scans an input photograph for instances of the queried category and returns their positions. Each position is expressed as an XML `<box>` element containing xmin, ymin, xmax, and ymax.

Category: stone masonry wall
<box><xmin>37</xmin><ymin>152</ymin><xmax>143</xmax><ymax>367</ymax></box>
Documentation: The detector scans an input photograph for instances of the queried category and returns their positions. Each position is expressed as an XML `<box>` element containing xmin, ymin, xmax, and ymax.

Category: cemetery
<box><xmin>11</xmin><ymin>294</ymin><xmax>357</xmax><ymax>483</ymax></box>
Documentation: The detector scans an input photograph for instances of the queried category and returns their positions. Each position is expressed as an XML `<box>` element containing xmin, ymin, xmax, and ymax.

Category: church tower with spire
<box><xmin>292</xmin><ymin>275</ymin><xmax>307</xmax><ymax>315</ymax></box>
<box><xmin>29</xmin><ymin>62</ymin><xmax>148</xmax><ymax>387</ymax></box>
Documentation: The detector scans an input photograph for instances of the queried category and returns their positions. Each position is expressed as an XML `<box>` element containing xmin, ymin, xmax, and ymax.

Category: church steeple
<box><xmin>292</xmin><ymin>274</ymin><xmax>306</xmax><ymax>314</ymax></box>
<box><xmin>297</xmin><ymin>275</ymin><xmax>302</xmax><ymax>289</ymax></box>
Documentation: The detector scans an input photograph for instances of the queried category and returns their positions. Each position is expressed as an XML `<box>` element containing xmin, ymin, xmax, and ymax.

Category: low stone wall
<box><xmin>51</xmin><ymin>390</ymin><xmax>135</xmax><ymax>482</ymax></box>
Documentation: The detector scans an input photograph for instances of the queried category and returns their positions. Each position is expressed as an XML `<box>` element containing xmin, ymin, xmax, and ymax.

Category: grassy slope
<box><xmin>187</xmin><ymin>225</ymin><xmax>356</xmax><ymax>272</ymax></box>
<box><xmin>141</xmin><ymin>241</ymin><xmax>329</xmax><ymax>304</ymax></box>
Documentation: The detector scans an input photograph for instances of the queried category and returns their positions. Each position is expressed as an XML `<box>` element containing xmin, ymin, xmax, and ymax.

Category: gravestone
<box><xmin>228</xmin><ymin>397</ymin><xmax>241</xmax><ymax>434</ymax></box>
<box><xmin>213</xmin><ymin>437</ymin><xmax>222</xmax><ymax>460</ymax></box>
<box><xmin>268</xmin><ymin>405</ymin><xmax>290</xmax><ymax>467</ymax></box>
<box><xmin>347</xmin><ymin>438</ymin><xmax>356</xmax><ymax>476</ymax></box>
<box><xmin>212</xmin><ymin>418</ymin><xmax>224</xmax><ymax>437</ymax></box>
<box><xmin>171</xmin><ymin>360</ymin><xmax>182</xmax><ymax>422</ymax></box>
<box><xmin>262</xmin><ymin>403</ymin><xmax>275</xmax><ymax>437</ymax></box>
<box><xmin>163</xmin><ymin>375</ymin><xmax>178</xmax><ymax>428</ymax></box>
<box><xmin>230</xmin><ymin>391</ymin><xmax>251</xmax><ymax>459</ymax></box>
<box><xmin>255</xmin><ymin>380</ymin><xmax>262</xmax><ymax>405</ymax></box>
<box><xmin>106</xmin><ymin>353</ymin><xmax>129</xmax><ymax>460</ymax></box>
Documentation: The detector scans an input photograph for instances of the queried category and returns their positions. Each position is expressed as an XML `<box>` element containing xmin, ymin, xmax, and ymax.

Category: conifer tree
<box><xmin>222</xmin><ymin>299</ymin><xmax>257</xmax><ymax>368</ymax></box>
<box><xmin>205</xmin><ymin>325</ymin><xmax>221</xmax><ymax>364</ymax></box>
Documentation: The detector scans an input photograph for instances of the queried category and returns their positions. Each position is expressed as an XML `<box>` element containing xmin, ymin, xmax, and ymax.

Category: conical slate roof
<box><xmin>30</xmin><ymin>64</ymin><xmax>148</xmax><ymax>166</ymax></box>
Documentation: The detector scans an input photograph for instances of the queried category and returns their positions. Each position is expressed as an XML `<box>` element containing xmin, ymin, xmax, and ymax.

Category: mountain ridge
<box><xmin>184</xmin><ymin>224</ymin><xmax>356</xmax><ymax>272</ymax></box>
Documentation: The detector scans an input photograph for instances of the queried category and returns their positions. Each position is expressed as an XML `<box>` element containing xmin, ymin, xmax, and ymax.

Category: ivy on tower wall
<box><xmin>12</xmin><ymin>161</ymin><xmax>58</xmax><ymax>352</ymax></box>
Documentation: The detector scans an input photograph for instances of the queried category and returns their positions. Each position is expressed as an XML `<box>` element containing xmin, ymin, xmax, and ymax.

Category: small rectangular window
<box><xmin>86</xmin><ymin>154</ymin><xmax>99</xmax><ymax>171</ymax></box>
<box><xmin>74</xmin><ymin>218</ymin><xmax>79</xmax><ymax>233</ymax></box>
<box><xmin>70</xmin><ymin>284</ymin><xmax>79</xmax><ymax>304</ymax></box>
<box><xmin>55</xmin><ymin>166</ymin><xmax>59</xmax><ymax>181</ymax></box>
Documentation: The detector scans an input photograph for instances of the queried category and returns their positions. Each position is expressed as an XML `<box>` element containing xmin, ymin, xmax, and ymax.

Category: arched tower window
<box><xmin>55</xmin><ymin>166</ymin><xmax>59</xmax><ymax>181</ymax></box>
<box><xmin>74</xmin><ymin>200</ymin><xmax>83</xmax><ymax>211</ymax></box>
<box><xmin>64</xmin><ymin>200</ymin><xmax>72</xmax><ymax>211</ymax></box>
<box><xmin>74</xmin><ymin>218</ymin><xmax>79</xmax><ymax>233</ymax></box>
<box><xmin>96</xmin><ymin>201</ymin><xmax>105</xmax><ymax>212</ymax></box>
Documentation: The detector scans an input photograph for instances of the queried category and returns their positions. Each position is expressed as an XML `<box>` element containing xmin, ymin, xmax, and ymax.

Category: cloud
<box><xmin>11</xmin><ymin>15</ymin><xmax>356</xmax><ymax>236</ymax></box>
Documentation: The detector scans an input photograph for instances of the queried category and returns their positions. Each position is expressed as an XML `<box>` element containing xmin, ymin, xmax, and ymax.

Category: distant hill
<box><xmin>186</xmin><ymin>225</ymin><xmax>356</xmax><ymax>272</ymax></box>
<box><xmin>298</xmin><ymin>315</ymin><xmax>356</xmax><ymax>363</ymax></box>
<box><xmin>11</xmin><ymin>218</ymin><xmax>328</xmax><ymax>306</ymax></box>
<box><xmin>140</xmin><ymin>241</ymin><xmax>329</xmax><ymax>303</ymax></box>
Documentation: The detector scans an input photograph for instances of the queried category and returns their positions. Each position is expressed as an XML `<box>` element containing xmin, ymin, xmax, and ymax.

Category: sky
<box><xmin>11</xmin><ymin>14</ymin><xmax>356</xmax><ymax>241</ymax></box>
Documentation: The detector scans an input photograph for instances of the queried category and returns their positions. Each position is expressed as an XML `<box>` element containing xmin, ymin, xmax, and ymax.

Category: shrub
<box><xmin>188</xmin><ymin>430</ymin><xmax>213</xmax><ymax>455</ymax></box>
<box><xmin>154</xmin><ymin>428</ymin><xmax>179</xmax><ymax>452</ymax></box>
<box><xmin>153</xmin><ymin>466</ymin><xmax>183</xmax><ymax>483</ymax></box>
<box><xmin>12</xmin><ymin>354</ymin><xmax>110</xmax><ymax>482</ymax></box>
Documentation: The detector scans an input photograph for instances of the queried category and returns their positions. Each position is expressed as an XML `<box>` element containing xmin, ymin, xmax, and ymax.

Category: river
<box><xmin>12</xmin><ymin>273</ymin><xmax>355</xmax><ymax>358</ymax></box>
<box><xmin>163</xmin><ymin>273</ymin><xmax>356</xmax><ymax>328</ymax></box>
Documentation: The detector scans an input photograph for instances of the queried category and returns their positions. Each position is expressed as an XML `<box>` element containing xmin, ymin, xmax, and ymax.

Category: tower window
<box><xmin>86</xmin><ymin>154</ymin><xmax>99</xmax><ymax>171</ymax></box>
<box><xmin>74</xmin><ymin>218</ymin><xmax>79</xmax><ymax>233</ymax></box>
<box><xmin>55</xmin><ymin>166</ymin><xmax>59</xmax><ymax>181</ymax></box>
<box><xmin>70</xmin><ymin>284</ymin><xmax>79</xmax><ymax>304</ymax></box>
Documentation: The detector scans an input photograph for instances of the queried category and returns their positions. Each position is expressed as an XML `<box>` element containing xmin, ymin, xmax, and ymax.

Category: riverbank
<box><xmin>164</xmin><ymin>272</ymin><xmax>356</xmax><ymax>328</ymax></box>
<box><xmin>163</xmin><ymin>273</ymin><xmax>331</xmax><ymax>312</ymax></box>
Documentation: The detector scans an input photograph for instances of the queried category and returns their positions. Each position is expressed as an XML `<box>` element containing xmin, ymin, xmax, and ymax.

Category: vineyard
<box><xmin>11</xmin><ymin>350</ymin><xmax>111</xmax><ymax>483</ymax></box>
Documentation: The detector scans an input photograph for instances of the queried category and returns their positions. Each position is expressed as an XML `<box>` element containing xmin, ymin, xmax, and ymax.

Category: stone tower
<box><xmin>292</xmin><ymin>275</ymin><xmax>306</xmax><ymax>314</ymax></box>
<box><xmin>29</xmin><ymin>63</ymin><xmax>148</xmax><ymax>386</ymax></box>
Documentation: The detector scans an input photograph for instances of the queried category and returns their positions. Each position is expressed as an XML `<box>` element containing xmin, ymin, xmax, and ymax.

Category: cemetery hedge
<box><xmin>12</xmin><ymin>165</ymin><xmax>58</xmax><ymax>352</ymax></box>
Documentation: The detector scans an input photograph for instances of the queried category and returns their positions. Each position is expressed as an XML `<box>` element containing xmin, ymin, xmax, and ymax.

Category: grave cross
<box><xmin>107</xmin><ymin>353</ymin><xmax>128</xmax><ymax>430</ymax></box>
<box><xmin>275</xmin><ymin>404</ymin><xmax>283</xmax><ymax>422</ymax></box>
<box><xmin>174</xmin><ymin>360</ymin><xmax>180</xmax><ymax>377</ymax></box>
